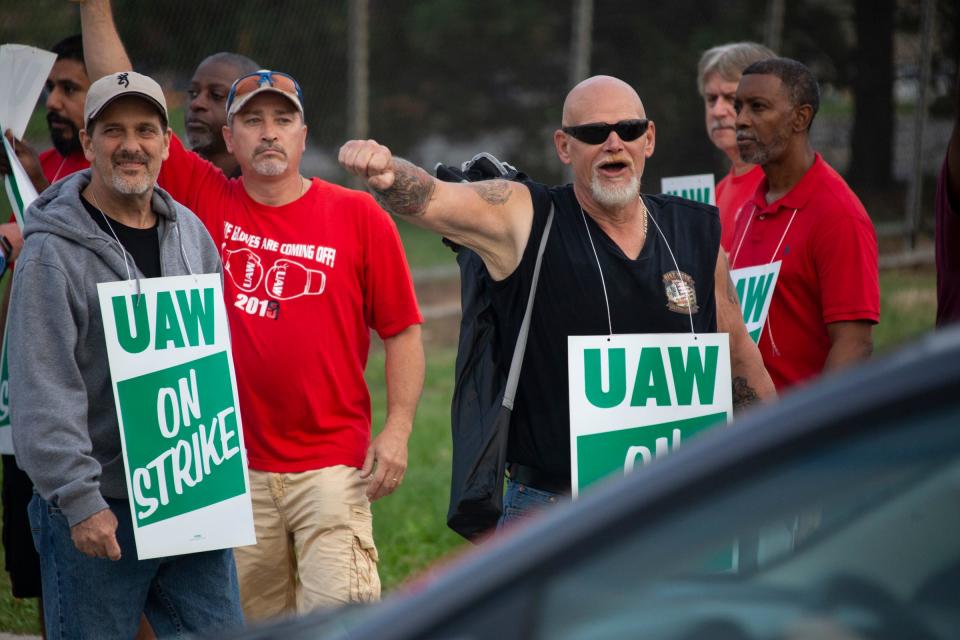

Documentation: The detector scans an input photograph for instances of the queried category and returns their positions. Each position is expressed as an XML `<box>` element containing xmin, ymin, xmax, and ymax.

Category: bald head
<box><xmin>186</xmin><ymin>51</ymin><xmax>261</xmax><ymax>169</ymax></box>
<box><xmin>197</xmin><ymin>52</ymin><xmax>260</xmax><ymax>78</ymax></box>
<box><xmin>562</xmin><ymin>75</ymin><xmax>645</xmax><ymax>126</ymax></box>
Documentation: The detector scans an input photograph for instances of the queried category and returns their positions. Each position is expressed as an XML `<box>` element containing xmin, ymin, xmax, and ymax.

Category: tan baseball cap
<box><xmin>84</xmin><ymin>71</ymin><xmax>168</xmax><ymax>130</ymax></box>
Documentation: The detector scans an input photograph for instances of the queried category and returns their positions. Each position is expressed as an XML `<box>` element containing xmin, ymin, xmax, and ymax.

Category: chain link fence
<box><xmin>2</xmin><ymin>0</ymin><xmax>957</xmax><ymax>245</ymax></box>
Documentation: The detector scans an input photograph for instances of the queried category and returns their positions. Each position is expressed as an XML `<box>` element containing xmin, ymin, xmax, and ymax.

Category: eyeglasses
<box><xmin>226</xmin><ymin>70</ymin><xmax>304</xmax><ymax>113</ymax></box>
<box><xmin>561</xmin><ymin>118</ymin><xmax>651</xmax><ymax>145</ymax></box>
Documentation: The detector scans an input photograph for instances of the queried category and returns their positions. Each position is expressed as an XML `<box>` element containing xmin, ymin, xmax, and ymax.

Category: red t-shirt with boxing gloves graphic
<box><xmin>159</xmin><ymin>135</ymin><xmax>422</xmax><ymax>472</ymax></box>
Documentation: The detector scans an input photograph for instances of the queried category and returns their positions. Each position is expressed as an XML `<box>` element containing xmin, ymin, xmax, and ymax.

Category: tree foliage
<box><xmin>2</xmin><ymin>0</ymin><xmax>955</xmax><ymax>193</ymax></box>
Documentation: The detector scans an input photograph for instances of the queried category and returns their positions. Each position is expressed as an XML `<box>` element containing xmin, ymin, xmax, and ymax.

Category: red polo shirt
<box><xmin>729</xmin><ymin>154</ymin><xmax>879</xmax><ymax>390</ymax></box>
<box><xmin>716</xmin><ymin>164</ymin><xmax>765</xmax><ymax>253</ymax></box>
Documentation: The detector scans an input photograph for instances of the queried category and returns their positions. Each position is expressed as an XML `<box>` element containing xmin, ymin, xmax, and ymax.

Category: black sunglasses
<box><xmin>561</xmin><ymin>118</ymin><xmax>651</xmax><ymax>145</ymax></box>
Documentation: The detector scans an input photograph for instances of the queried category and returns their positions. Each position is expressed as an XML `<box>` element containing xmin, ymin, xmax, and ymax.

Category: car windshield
<box><xmin>533</xmin><ymin>402</ymin><xmax>960</xmax><ymax>640</ymax></box>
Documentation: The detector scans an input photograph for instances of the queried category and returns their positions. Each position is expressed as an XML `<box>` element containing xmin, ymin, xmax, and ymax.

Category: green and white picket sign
<box><xmin>0</xmin><ymin>136</ymin><xmax>37</xmax><ymax>454</ymax></box>
<box><xmin>0</xmin><ymin>45</ymin><xmax>58</xmax><ymax>141</ymax></box>
<box><xmin>730</xmin><ymin>262</ymin><xmax>781</xmax><ymax>344</ymax></box>
<box><xmin>97</xmin><ymin>273</ymin><xmax>255</xmax><ymax>559</ymax></box>
<box><xmin>661</xmin><ymin>174</ymin><xmax>716</xmax><ymax>206</ymax></box>
<box><xmin>0</xmin><ymin>43</ymin><xmax>59</xmax><ymax>451</ymax></box>
<box><xmin>0</xmin><ymin>133</ymin><xmax>35</xmax><ymax>455</ymax></box>
<box><xmin>569</xmin><ymin>333</ymin><xmax>732</xmax><ymax>498</ymax></box>
<box><xmin>1</xmin><ymin>130</ymin><xmax>40</xmax><ymax>230</ymax></box>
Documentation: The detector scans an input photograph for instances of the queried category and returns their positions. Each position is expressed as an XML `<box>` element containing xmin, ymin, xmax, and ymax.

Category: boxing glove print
<box><xmin>224</xmin><ymin>247</ymin><xmax>264</xmax><ymax>292</ymax></box>
<box><xmin>265</xmin><ymin>258</ymin><xmax>326</xmax><ymax>300</ymax></box>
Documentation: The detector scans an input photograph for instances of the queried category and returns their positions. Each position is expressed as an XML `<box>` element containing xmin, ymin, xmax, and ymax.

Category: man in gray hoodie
<box><xmin>7</xmin><ymin>71</ymin><xmax>243</xmax><ymax>637</ymax></box>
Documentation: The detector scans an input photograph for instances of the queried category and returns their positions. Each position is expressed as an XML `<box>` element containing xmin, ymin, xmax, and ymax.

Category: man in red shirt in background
<box><xmin>697</xmin><ymin>42</ymin><xmax>775</xmax><ymax>253</ymax></box>
<box><xmin>730</xmin><ymin>57</ymin><xmax>879</xmax><ymax>390</ymax></box>
<box><xmin>80</xmin><ymin>0</ymin><xmax>424</xmax><ymax>619</ymax></box>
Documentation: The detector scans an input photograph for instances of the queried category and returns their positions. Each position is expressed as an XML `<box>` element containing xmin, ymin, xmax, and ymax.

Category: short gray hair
<box><xmin>697</xmin><ymin>42</ymin><xmax>776</xmax><ymax>96</ymax></box>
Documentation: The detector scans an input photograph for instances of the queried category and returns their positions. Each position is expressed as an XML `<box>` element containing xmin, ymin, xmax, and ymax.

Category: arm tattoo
<box><xmin>468</xmin><ymin>180</ymin><xmax>512</xmax><ymax>206</ymax></box>
<box><xmin>372</xmin><ymin>158</ymin><xmax>436</xmax><ymax>217</ymax></box>
<box><xmin>726</xmin><ymin>274</ymin><xmax>741</xmax><ymax>306</ymax></box>
<box><xmin>732</xmin><ymin>376</ymin><xmax>760</xmax><ymax>410</ymax></box>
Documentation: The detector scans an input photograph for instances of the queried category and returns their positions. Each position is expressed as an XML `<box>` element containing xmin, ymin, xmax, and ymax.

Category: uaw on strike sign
<box><xmin>569</xmin><ymin>334</ymin><xmax>732</xmax><ymax>497</ymax></box>
<box><xmin>98</xmin><ymin>273</ymin><xmax>255</xmax><ymax>559</ymax></box>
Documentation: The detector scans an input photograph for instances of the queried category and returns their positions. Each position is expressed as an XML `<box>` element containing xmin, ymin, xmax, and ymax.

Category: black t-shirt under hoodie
<box><xmin>81</xmin><ymin>195</ymin><xmax>161</xmax><ymax>279</ymax></box>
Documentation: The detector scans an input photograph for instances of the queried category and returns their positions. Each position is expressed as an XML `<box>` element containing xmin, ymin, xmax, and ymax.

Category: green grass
<box><xmin>875</xmin><ymin>267</ymin><xmax>937</xmax><ymax>352</ymax></box>
<box><xmin>0</xmin><ymin>564</ymin><xmax>40</xmax><ymax>634</ymax></box>
<box><xmin>367</xmin><ymin>346</ymin><xmax>465</xmax><ymax>591</ymax></box>
<box><xmin>395</xmin><ymin>219</ymin><xmax>456</xmax><ymax>270</ymax></box>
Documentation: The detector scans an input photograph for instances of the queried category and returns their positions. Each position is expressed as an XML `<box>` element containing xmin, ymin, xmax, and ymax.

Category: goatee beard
<box><xmin>50</xmin><ymin>127</ymin><xmax>82</xmax><ymax>157</ymax></box>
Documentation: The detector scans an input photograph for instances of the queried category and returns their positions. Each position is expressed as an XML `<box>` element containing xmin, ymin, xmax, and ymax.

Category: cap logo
<box><xmin>117</xmin><ymin>72</ymin><xmax>129</xmax><ymax>88</ymax></box>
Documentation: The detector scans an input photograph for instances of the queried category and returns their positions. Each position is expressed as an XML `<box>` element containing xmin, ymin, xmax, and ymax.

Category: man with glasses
<box><xmin>78</xmin><ymin>0</ymin><xmax>424</xmax><ymax>618</ymax></box>
<box><xmin>340</xmin><ymin>75</ymin><xmax>774</xmax><ymax>524</ymax></box>
<box><xmin>729</xmin><ymin>58</ymin><xmax>879</xmax><ymax>389</ymax></box>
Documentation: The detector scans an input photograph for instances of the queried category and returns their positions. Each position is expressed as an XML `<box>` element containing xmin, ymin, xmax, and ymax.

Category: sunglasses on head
<box><xmin>226</xmin><ymin>70</ymin><xmax>304</xmax><ymax>112</ymax></box>
<box><xmin>561</xmin><ymin>118</ymin><xmax>651</xmax><ymax>145</ymax></box>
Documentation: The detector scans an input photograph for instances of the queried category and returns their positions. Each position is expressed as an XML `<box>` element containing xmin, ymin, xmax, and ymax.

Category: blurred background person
<box><xmin>697</xmin><ymin>41</ymin><xmax>775</xmax><ymax>253</ymax></box>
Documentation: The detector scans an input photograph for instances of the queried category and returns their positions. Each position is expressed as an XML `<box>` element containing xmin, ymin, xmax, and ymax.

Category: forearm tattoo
<box><xmin>726</xmin><ymin>275</ymin><xmax>741</xmax><ymax>306</ymax></box>
<box><xmin>732</xmin><ymin>376</ymin><xmax>760</xmax><ymax>410</ymax></box>
<box><xmin>468</xmin><ymin>180</ymin><xmax>512</xmax><ymax>206</ymax></box>
<box><xmin>372</xmin><ymin>158</ymin><xmax>436</xmax><ymax>217</ymax></box>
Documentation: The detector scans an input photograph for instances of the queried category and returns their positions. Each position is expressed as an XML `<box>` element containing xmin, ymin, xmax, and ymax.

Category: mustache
<box><xmin>112</xmin><ymin>150</ymin><xmax>150</xmax><ymax>164</ymax></box>
<box><xmin>735</xmin><ymin>132</ymin><xmax>757</xmax><ymax>142</ymax></box>
<box><xmin>46</xmin><ymin>112</ymin><xmax>78</xmax><ymax>129</ymax></box>
<box><xmin>254</xmin><ymin>142</ymin><xmax>286</xmax><ymax>157</ymax></box>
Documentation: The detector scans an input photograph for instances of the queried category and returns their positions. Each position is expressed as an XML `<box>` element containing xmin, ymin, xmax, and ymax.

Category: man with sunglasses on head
<box><xmin>729</xmin><ymin>58</ymin><xmax>879</xmax><ymax>390</ymax></box>
<box><xmin>341</xmin><ymin>75</ymin><xmax>774</xmax><ymax>524</ymax></box>
<box><xmin>78</xmin><ymin>0</ymin><xmax>424</xmax><ymax>619</ymax></box>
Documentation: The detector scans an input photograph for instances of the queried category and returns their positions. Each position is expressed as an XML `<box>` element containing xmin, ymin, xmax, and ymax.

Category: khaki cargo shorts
<box><xmin>235</xmin><ymin>465</ymin><xmax>380</xmax><ymax>620</ymax></box>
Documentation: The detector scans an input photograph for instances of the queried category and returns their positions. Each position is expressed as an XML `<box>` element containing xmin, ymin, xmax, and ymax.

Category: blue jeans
<box><xmin>29</xmin><ymin>495</ymin><xmax>244</xmax><ymax>639</ymax></box>
<box><xmin>497</xmin><ymin>479</ymin><xmax>565</xmax><ymax>530</ymax></box>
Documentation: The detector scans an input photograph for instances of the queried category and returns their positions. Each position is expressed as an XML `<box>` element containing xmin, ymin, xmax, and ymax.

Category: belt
<box><xmin>507</xmin><ymin>463</ymin><xmax>571</xmax><ymax>494</ymax></box>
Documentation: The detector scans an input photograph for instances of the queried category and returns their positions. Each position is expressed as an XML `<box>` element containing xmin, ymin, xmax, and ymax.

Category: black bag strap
<box><xmin>503</xmin><ymin>202</ymin><xmax>554</xmax><ymax>410</ymax></box>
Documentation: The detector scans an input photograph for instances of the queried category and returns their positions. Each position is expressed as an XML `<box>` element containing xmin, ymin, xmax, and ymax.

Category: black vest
<box><xmin>489</xmin><ymin>182</ymin><xmax>720</xmax><ymax>478</ymax></box>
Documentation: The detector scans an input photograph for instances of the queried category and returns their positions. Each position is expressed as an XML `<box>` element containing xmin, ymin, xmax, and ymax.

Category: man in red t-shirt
<box><xmin>80</xmin><ymin>0</ymin><xmax>424</xmax><ymax>618</ymax></box>
<box><xmin>697</xmin><ymin>42</ymin><xmax>775</xmax><ymax>253</ymax></box>
<box><xmin>730</xmin><ymin>58</ymin><xmax>879</xmax><ymax>390</ymax></box>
